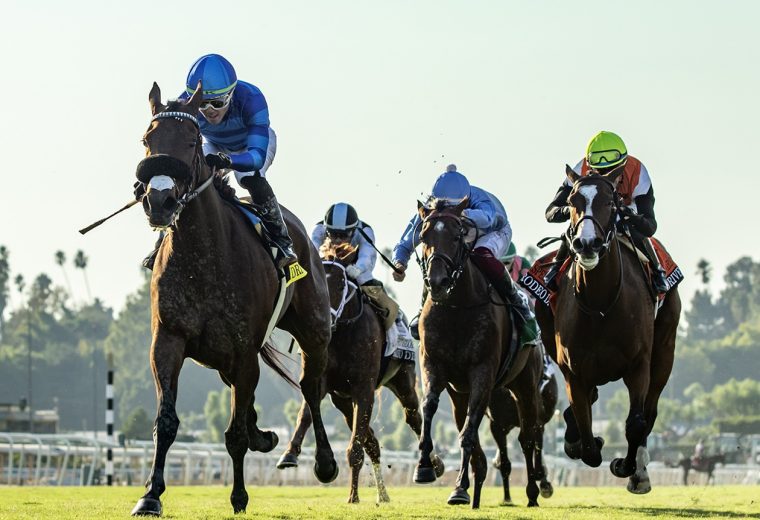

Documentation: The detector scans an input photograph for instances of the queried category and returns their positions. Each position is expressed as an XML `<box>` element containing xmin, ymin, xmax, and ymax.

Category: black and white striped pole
<box><xmin>106</xmin><ymin>352</ymin><xmax>114</xmax><ymax>486</ymax></box>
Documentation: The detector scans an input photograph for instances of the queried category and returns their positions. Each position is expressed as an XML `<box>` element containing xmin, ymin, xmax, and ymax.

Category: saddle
<box><xmin>520</xmin><ymin>235</ymin><xmax>683</xmax><ymax>313</ymax></box>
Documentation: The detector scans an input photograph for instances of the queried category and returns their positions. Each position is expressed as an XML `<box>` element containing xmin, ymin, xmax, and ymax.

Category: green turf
<box><xmin>0</xmin><ymin>485</ymin><xmax>758</xmax><ymax>519</ymax></box>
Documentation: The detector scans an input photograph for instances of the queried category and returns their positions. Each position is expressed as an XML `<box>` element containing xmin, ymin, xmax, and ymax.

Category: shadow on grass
<box><xmin>567</xmin><ymin>505</ymin><xmax>760</xmax><ymax>519</ymax></box>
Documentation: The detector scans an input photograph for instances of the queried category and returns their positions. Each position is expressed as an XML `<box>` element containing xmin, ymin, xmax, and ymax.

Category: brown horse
<box><xmin>667</xmin><ymin>453</ymin><xmax>726</xmax><ymax>486</ymax></box>
<box><xmin>535</xmin><ymin>166</ymin><xmax>681</xmax><ymax>494</ymax></box>
<box><xmin>490</xmin><ymin>350</ymin><xmax>558</xmax><ymax>504</ymax></box>
<box><xmin>413</xmin><ymin>200</ymin><xmax>545</xmax><ymax>509</ymax></box>
<box><xmin>130</xmin><ymin>83</ymin><xmax>337</xmax><ymax>516</ymax></box>
<box><xmin>276</xmin><ymin>241</ymin><xmax>443</xmax><ymax>503</ymax></box>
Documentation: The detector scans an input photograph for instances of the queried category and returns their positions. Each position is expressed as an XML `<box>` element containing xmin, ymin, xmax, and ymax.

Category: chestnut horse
<box><xmin>130</xmin><ymin>83</ymin><xmax>337</xmax><ymax>516</ymax></box>
<box><xmin>276</xmin><ymin>242</ymin><xmax>443</xmax><ymax>503</ymax></box>
<box><xmin>413</xmin><ymin>200</ymin><xmax>545</xmax><ymax>509</ymax></box>
<box><xmin>535</xmin><ymin>166</ymin><xmax>681</xmax><ymax>494</ymax></box>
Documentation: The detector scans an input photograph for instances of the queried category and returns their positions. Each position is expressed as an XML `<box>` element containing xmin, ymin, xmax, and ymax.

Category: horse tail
<box><xmin>260</xmin><ymin>342</ymin><xmax>300</xmax><ymax>390</ymax></box>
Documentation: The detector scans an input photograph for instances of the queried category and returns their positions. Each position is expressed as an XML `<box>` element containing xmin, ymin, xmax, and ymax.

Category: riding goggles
<box><xmin>587</xmin><ymin>149</ymin><xmax>627</xmax><ymax>168</ymax></box>
<box><xmin>326</xmin><ymin>228</ymin><xmax>355</xmax><ymax>241</ymax></box>
<box><xmin>200</xmin><ymin>91</ymin><xmax>233</xmax><ymax>111</ymax></box>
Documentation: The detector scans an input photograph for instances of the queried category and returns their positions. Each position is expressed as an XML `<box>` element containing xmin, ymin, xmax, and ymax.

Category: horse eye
<box><xmin>141</xmin><ymin>138</ymin><xmax>148</xmax><ymax>147</ymax></box>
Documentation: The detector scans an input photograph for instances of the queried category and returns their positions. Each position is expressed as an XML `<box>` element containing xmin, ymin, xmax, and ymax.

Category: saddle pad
<box><xmin>383</xmin><ymin>311</ymin><xmax>416</xmax><ymax>362</ymax></box>
<box><xmin>234</xmin><ymin>201</ymin><xmax>262</xmax><ymax>232</ymax></box>
<box><xmin>519</xmin><ymin>250</ymin><xmax>570</xmax><ymax>312</ymax></box>
<box><xmin>494</xmin><ymin>307</ymin><xmax>535</xmax><ymax>387</ymax></box>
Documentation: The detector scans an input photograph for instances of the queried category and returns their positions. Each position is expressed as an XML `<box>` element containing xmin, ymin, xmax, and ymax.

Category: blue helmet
<box><xmin>185</xmin><ymin>54</ymin><xmax>238</xmax><ymax>100</ymax></box>
<box><xmin>431</xmin><ymin>165</ymin><xmax>471</xmax><ymax>204</ymax></box>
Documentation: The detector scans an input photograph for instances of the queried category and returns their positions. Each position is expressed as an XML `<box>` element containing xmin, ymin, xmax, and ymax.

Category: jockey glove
<box><xmin>205</xmin><ymin>153</ymin><xmax>232</xmax><ymax>170</ymax></box>
<box><xmin>133</xmin><ymin>181</ymin><xmax>146</xmax><ymax>201</ymax></box>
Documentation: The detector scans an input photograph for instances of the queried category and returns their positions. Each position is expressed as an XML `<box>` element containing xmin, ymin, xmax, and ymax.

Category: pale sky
<box><xmin>1</xmin><ymin>0</ymin><xmax>758</xmax><ymax>317</ymax></box>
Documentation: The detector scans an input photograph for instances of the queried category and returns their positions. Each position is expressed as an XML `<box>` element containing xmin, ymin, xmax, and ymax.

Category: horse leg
<box><xmin>221</xmin><ymin>374</ymin><xmax>277</xmax><ymax>454</ymax></box>
<box><xmin>290</xmin><ymin>328</ymin><xmax>338</xmax><ymax>483</ymax></box>
<box><xmin>488</xmin><ymin>389</ymin><xmax>515</xmax><ymax>505</ymax></box>
<box><xmin>277</xmin><ymin>398</ymin><xmax>313</xmax><ymax>469</ymax></box>
<box><xmin>509</xmin><ymin>359</ymin><xmax>543</xmax><ymax>507</ymax></box>
<box><xmin>131</xmin><ymin>333</ymin><xmax>183</xmax><ymax>517</ymax></box>
<box><xmin>414</xmin><ymin>373</ymin><xmax>445</xmax><ymax>484</ymax></box>
<box><xmin>362</xmin><ymin>425</ymin><xmax>389</xmax><ymax>504</ymax></box>
<box><xmin>609</xmin><ymin>363</ymin><xmax>651</xmax><ymax>484</ymax></box>
<box><xmin>225</xmin><ymin>361</ymin><xmax>260</xmax><ymax>513</ymax></box>
<box><xmin>448</xmin><ymin>384</ymin><xmax>489</xmax><ymax>509</ymax></box>
<box><xmin>565</xmin><ymin>377</ymin><xmax>603</xmax><ymax>468</ymax></box>
<box><xmin>386</xmin><ymin>363</ymin><xmax>444</xmax><ymax>478</ymax></box>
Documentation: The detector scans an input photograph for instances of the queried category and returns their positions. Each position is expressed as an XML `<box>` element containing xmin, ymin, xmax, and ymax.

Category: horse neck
<box><xmin>441</xmin><ymin>258</ymin><xmax>489</xmax><ymax>306</ymax></box>
<box><xmin>573</xmin><ymin>236</ymin><xmax>622</xmax><ymax>305</ymax></box>
<box><xmin>165</xmin><ymin>173</ymin><xmax>226</xmax><ymax>260</ymax></box>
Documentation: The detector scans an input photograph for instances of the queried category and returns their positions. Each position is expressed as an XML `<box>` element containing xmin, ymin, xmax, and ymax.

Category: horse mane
<box><xmin>213</xmin><ymin>174</ymin><xmax>238</xmax><ymax>202</ymax></box>
<box><xmin>320</xmin><ymin>241</ymin><xmax>358</xmax><ymax>263</ymax></box>
<box><xmin>165</xmin><ymin>99</ymin><xmax>188</xmax><ymax>111</ymax></box>
<box><xmin>427</xmin><ymin>198</ymin><xmax>458</xmax><ymax>212</ymax></box>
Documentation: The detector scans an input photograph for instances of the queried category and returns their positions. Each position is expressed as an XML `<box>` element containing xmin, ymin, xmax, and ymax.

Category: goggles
<box><xmin>587</xmin><ymin>149</ymin><xmax>627</xmax><ymax>168</ymax></box>
<box><xmin>200</xmin><ymin>91</ymin><xmax>233</xmax><ymax>112</ymax></box>
<box><xmin>326</xmin><ymin>228</ymin><xmax>355</xmax><ymax>241</ymax></box>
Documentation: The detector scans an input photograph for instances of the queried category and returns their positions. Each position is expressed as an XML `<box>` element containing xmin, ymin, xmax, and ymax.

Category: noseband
<box><xmin>322</xmin><ymin>260</ymin><xmax>364</xmax><ymax>331</ymax></box>
<box><xmin>145</xmin><ymin>111</ymin><xmax>214</xmax><ymax>228</ymax></box>
<box><xmin>418</xmin><ymin>212</ymin><xmax>473</xmax><ymax>298</ymax></box>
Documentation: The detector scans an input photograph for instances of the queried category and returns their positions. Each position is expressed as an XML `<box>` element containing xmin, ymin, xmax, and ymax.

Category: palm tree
<box><xmin>74</xmin><ymin>250</ymin><xmax>92</xmax><ymax>301</ymax></box>
<box><xmin>0</xmin><ymin>246</ymin><xmax>9</xmax><ymax>339</ymax></box>
<box><xmin>54</xmin><ymin>250</ymin><xmax>73</xmax><ymax>297</ymax></box>
<box><xmin>696</xmin><ymin>259</ymin><xmax>712</xmax><ymax>286</ymax></box>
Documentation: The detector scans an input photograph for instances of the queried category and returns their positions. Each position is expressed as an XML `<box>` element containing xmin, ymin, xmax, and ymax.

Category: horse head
<box><xmin>321</xmin><ymin>242</ymin><xmax>360</xmax><ymax>327</ymax></box>
<box><xmin>137</xmin><ymin>82</ymin><xmax>207</xmax><ymax>229</ymax></box>
<box><xmin>564</xmin><ymin>164</ymin><xmax>624</xmax><ymax>271</ymax></box>
<box><xmin>418</xmin><ymin>197</ymin><xmax>474</xmax><ymax>302</ymax></box>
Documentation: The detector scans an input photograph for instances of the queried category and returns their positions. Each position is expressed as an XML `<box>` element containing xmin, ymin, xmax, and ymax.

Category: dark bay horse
<box><xmin>490</xmin><ymin>351</ymin><xmax>558</xmax><ymax>504</ymax></box>
<box><xmin>414</xmin><ymin>200</ymin><xmax>546</xmax><ymax>509</ymax></box>
<box><xmin>276</xmin><ymin>242</ymin><xmax>443</xmax><ymax>503</ymax></box>
<box><xmin>668</xmin><ymin>453</ymin><xmax>726</xmax><ymax>485</ymax></box>
<box><xmin>130</xmin><ymin>83</ymin><xmax>337</xmax><ymax>516</ymax></box>
<box><xmin>535</xmin><ymin>166</ymin><xmax>681</xmax><ymax>494</ymax></box>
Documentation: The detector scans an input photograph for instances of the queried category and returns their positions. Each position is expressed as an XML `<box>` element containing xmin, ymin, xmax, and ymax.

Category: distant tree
<box><xmin>122</xmin><ymin>407</ymin><xmax>153</xmax><ymax>441</ymax></box>
<box><xmin>74</xmin><ymin>250</ymin><xmax>91</xmax><ymax>301</ymax></box>
<box><xmin>283</xmin><ymin>398</ymin><xmax>301</xmax><ymax>430</ymax></box>
<box><xmin>719</xmin><ymin>257</ymin><xmax>758</xmax><ymax>327</ymax></box>
<box><xmin>696</xmin><ymin>258</ymin><xmax>712</xmax><ymax>286</ymax></box>
<box><xmin>54</xmin><ymin>250</ymin><xmax>72</xmax><ymax>297</ymax></box>
<box><xmin>204</xmin><ymin>387</ymin><xmax>230</xmax><ymax>443</ymax></box>
<box><xmin>523</xmin><ymin>245</ymin><xmax>539</xmax><ymax>265</ymax></box>
<box><xmin>0</xmin><ymin>246</ymin><xmax>9</xmax><ymax>339</ymax></box>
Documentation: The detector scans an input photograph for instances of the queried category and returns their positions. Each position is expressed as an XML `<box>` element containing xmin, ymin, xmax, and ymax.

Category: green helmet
<box><xmin>586</xmin><ymin>131</ymin><xmax>628</xmax><ymax>169</ymax></box>
<box><xmin>500</xmin><ymin>242</ymin><xmax>517</xmax><ymax>264</ymax></box>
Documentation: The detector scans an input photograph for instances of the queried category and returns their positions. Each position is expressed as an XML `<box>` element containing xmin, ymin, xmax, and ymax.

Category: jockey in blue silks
<box><xmin>140</xmin><ymin>54</ymin><xmax>300</xmax><ymax>275</ymax></box>
<box><xmin>391</xmin><ymin>165</ymin><xmax>538</xmax><ymax>345</ymax></box>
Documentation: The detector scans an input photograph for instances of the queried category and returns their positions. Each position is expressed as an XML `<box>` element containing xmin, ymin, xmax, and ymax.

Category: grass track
<box><xmin>0</xmin><ymin>485</ymin><xmax>758</xmax><ymax>519</ymax></box>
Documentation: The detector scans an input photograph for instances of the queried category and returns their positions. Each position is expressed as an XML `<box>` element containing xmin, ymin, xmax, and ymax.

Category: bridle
<box><xmin>566</xmin><ymin>175</ymin><xmax>624</xmax><ymax>317</ymax></box>
<box><xmin>322</xmin><ymin>260</ymin><xmax>364</xmax><ymax>331</ymax></box>
<box><xmin>417</xmin><ymin>211</ymin><xmax>475</xmax><ymax>299</ymax></box>
<box><xmin>144</xmin><ymin>111</ymin><xmax>215</xmax><ymax>228</ymax></box>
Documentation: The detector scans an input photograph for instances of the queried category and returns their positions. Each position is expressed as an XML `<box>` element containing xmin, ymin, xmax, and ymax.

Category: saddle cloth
<box><xmin>520</xmin><ymin>235</ymin><xmax>682</xmax><ymax>313</ymax></box>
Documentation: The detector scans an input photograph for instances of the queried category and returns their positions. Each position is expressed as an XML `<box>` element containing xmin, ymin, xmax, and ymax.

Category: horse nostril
<box><xmin>592</xmin><ymin>238</ymin><xmax>603</xmax><ymax>250</ymax></box>
<box><xmin>572</xmin><ymin>238</ymin><xmax>583</xmax><ymax>251</ymax></box>
<box><xmin>161</xmin><ymin>197</ymin><xmax>178</xmax><ymax>212</ymax></box>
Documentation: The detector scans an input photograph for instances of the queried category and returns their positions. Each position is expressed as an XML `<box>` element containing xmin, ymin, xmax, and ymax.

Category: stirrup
<box><xmin>544</xmin><ymin>264</ymin><xmax>561</xmax><ymax>291</ymax></box>
<box><xmin>142</xmin><ymin>250</ymin><xmax>158</xmax><ymax>271</ymax></box>
<box><xmin>653</xmin><ymin>270</ymin><xmax>669</xmax><ymax>293</ymax></box>
<box><xmin>409</xmin><ymin>314</ymin><xmax>420</xmax><ymax>341</ymax></box>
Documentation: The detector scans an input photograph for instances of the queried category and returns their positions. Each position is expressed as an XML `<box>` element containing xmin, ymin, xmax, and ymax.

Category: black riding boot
<box><xmin>492</xmin><ymin>273</ymin><xmax>539</xmax><ymax>345</ymax></box>
<box><xmin>142</xmin><ymin>231</ymin><xmax>165</xmax><ymax>271</ymax></box>
<box><xmin>543</xmin><ymin>235</ymin><xmax>570</xmax><ymax>291</ymax></box>
<box><xmin>240</xmin><ymin>173</ymin><xmax>298</xmax><ymax>272</ymax></box>
<box><xmin>637</xmin><ymin>236</ymin><xmax>669</xmax><ymax>293</ymax></box>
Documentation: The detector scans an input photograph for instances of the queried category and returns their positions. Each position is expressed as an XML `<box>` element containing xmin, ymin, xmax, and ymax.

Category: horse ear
<box><xmin>565</xmin><ymin>164</ymin><xmax>580</xmax><ymax>184</ymax></box>
<box><xmin>455</xmin><ymin>196</ymin><xmax>469</xmax><ymax>215</ymax></box>
<box><xmin>148</xmin><ymin>82</ymin><xmax>164</xmax><ymax>116</ymax></box>
<box><xmin>417</xmin><ymin>200</ymin><xmax>428</xmax><ymax>219</ymax></box>
<box><xmin>187</xmin><ymin>80</ymin><xmax>203</xmax><ymax>111</ymax></box>
<box><xmin>604</xmin><ymin>164</ymin><xmax>625</xmax><ymax>186</ymax></box>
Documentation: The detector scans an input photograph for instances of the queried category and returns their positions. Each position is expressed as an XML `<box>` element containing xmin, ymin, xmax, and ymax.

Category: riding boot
<box><xmin>543</xmin><ymin>236</ymin><xmax>571</xmax><ymax>291</ymax></box>
<box><xmin>637</xmin><ymin>236</ymin><xmax>669</xmax><ymax>293</ymax></box>
<box><xmin>142</xmin><ymin>231</ymin><xmax>165</xmax><ymax>271</ymax></box>
<box><xmin>493</xmin><ymin>273</ymin><xmax>540</xmax><ymax>346</ymax></box>
<box><xmin>239</xmin><ymin>173</ymin><xmax>299</xmax><ymax>274</ymax></box>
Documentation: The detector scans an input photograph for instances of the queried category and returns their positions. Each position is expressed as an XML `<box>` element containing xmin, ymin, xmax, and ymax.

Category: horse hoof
<box><xmin>499</xmin><ymin>499</ymin><xmax>514</xmax><ymax>507</ymax></box>
<box><xmin>610</xmin><ymin>458</ymin><xmax>633</xmax><ymax>478</ymax></box>
<box><xmin>314</xmin><ymin>459</ymin><xmax>339</xmax><ymax>483</ymax></box>
<box><xmin>582</xmin><ymin>449</ymin><xmax>602</xmax><ymax>468</ymax></box>
<box><xmin>131</xmin><ymin>497</ymin><xmax>162</xmax><ymax>517</ymax></box>
<box><xmin>447</xmin><ymin>488</ymin><xmax>470</xmax><ymax>505</ymax></box>
<box><xmin>564</xmin><ymin>440</ymin><xmax>582</xmax><ymax>460</ymax></box>
<box><xmin>432</xmin><ymin>454</ymin><xmax>446</xmax><ymax>478</ymax></box>
<box><xmin>413</xmin><ymin>465</ymin><xmax>437</xmax><ymax>484</ymax></box>
<box><xmin>595</xmin><ymin>436</ymin><xmax>605</xmax><ymax>450</ymax></box>
<box><xmin>627</xmin><ymin>476</ymin><xmax>652</xmax><ymax>495</ymax></box>
<box><xmin>276</xmin><ymin>452</ymin><xmax>299</xmax><ymax>469</ymax></box>
<box><xmin>527</xmin><ymin>500</ymin><xmax>540</xmax><ymax>507</ymax></box>
<box><xmin>250</xmin><ymin>430</ymin><xmax>279</xmax><ymax>453</ymax></box>
<box><xmin>540</xmin><ymin>482</ymin><xmax>554</xmax><ymax>498</ymax></box>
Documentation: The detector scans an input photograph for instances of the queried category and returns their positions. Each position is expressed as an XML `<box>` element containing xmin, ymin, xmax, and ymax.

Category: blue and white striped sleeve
<box><xmin>229</xmin><ymin>90</ymin><xmax>271</xmax><ymax>172</ymax></box>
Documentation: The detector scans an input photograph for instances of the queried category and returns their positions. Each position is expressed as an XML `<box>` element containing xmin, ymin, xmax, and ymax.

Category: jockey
<box><xmin>391</xmin><ymin>165</ymin><xmax>538</xmax><ymax>346</ymax></box>
<box><xmin>500</xmin><ymin>242</ymin><xmax>530</xmax><ymax>285</ymax></box>
<box><xmin>543</xmin><ymin>131</ymin><xmax>669</xmax><ymax>293</ymax></box>
<box><xmin>140</xmin><ymin>54</ymin><xmax>299</xmax><ymax>274</ymax></box>
<box><xmin>311</xmin><ymin>202</ymin><xmax>377</xmax><ymax>286</ymax></box>
<box><xmin>312</xmin><ymin>202</ymin><xmax>412</xmax><ymax>348</ymax></box>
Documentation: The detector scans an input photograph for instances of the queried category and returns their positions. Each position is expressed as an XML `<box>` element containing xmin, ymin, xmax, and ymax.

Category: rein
<box><xmin>322</xmin><ymin>260</ymin><xmax>364</xmax><ymax>330</ymax></box>
<box><xmin>416</xmin><ymin>212</ymin><xmax>474</xmax><ymax>299</ymax></box>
